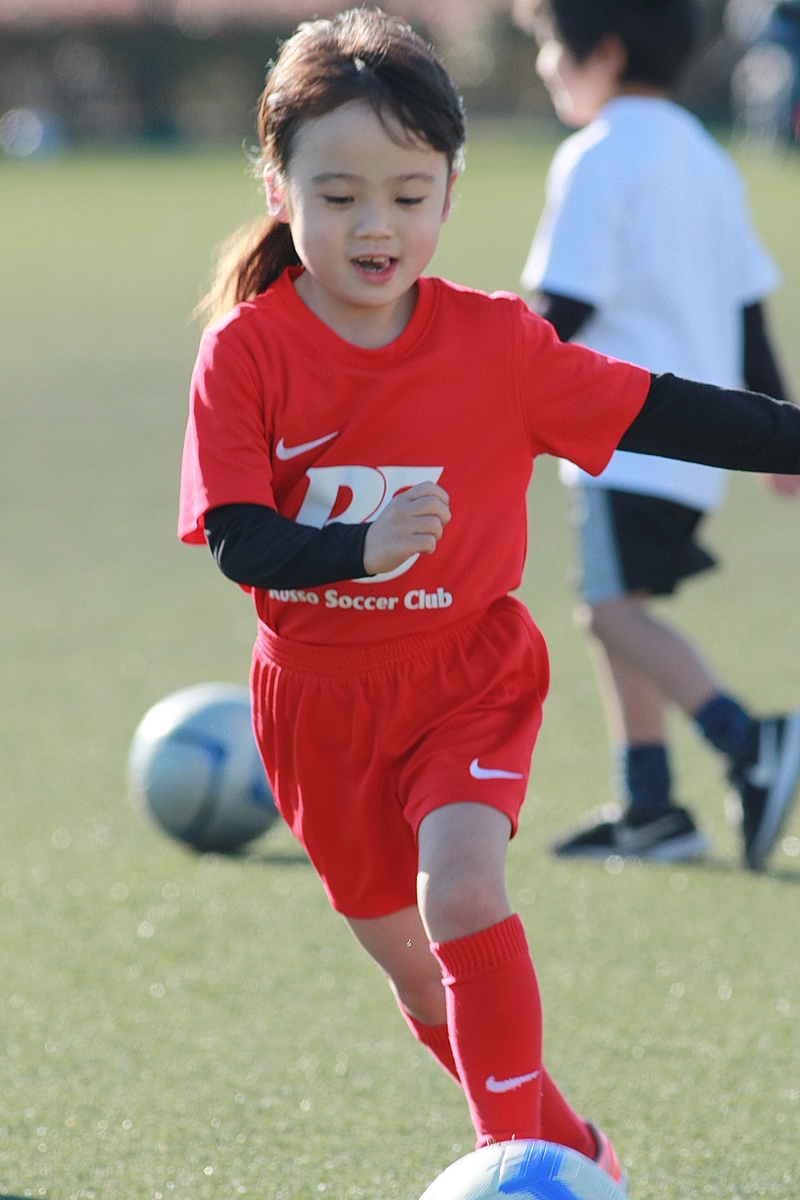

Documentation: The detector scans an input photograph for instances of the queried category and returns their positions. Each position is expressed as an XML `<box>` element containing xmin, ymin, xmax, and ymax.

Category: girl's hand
<box><xmin>363</xmin><ymin>482</ymin><xmax>451</xmax><ymax>576</ymax></box>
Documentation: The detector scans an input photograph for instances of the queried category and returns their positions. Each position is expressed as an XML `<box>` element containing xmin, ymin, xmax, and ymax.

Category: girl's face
<box><xmin>536</xmin><ymin>36</ymin><xmax>626</xmax><ymax>127</ymax></box>
<box><xmin>266</xmin><ymin>100</ymin><xmax>456</xmax><ymax>348</ymax></box>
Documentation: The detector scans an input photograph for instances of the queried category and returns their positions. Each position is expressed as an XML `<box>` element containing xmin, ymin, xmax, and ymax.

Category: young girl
<box><xmin>178</xmin><ymin>7</ymin><xmax>800</xmax><ymax>1184</ymax></box>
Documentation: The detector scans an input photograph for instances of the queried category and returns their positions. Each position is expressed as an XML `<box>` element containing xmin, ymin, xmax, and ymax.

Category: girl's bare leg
<box><xmin>345</xmin><ymin>802</ymin><xmax>516</xmax><ymax>1024</ymax></box>
<box><xmin>416</xmin><ymin>802</ymin><xmax>512</xmax><ymax>942</ymax></box>
<box><xmin>346</xmin><ymin>905</ymin><xmax>445</xmax><ymax>1025</ymax></box>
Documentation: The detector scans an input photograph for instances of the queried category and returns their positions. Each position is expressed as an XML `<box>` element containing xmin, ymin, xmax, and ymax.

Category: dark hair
<box><xmin>200</xmin><ymin>7</ymin><xmax>465</xmax><ymax>322</ymax></box>
<box><xmin>531</xmin><ymin>0</ymin><xmax>699</xmax><ymax>88</ymax></box>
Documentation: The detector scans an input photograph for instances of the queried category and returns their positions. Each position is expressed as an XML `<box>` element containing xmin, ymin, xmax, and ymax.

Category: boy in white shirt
<box><xmin>516</xmin><ymin>0</ymin><xmax>800</xmax><ymax>869</ymax></box>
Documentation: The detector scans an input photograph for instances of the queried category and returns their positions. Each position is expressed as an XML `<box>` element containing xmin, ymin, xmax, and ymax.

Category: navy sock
<box><xmin>621</xmin><ymin>744</ymin><xmax>672</xmax><ymax>817</ymax></box>
<box><xmin>693</xmin><ymin>693</ymin><xmax>758</xmax><ymax>765</ymax></box>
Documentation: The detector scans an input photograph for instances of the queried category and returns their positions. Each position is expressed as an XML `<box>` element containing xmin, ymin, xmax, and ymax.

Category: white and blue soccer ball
<box><xmin>128</xmin><ymin>683</ymin><xmax>278</xmax><ymax>853</ymax></box>
<box><xmin>419</xmin><ymin>1140</ymin><xmax>627</xmax><ymax>1200</ymax></box>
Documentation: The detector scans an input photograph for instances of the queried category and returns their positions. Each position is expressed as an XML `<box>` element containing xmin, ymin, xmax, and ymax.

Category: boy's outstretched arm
<box><xmin>618</xmin><ymin>374</ymin><xmax>800</xmax><ymax>475</ymax></box>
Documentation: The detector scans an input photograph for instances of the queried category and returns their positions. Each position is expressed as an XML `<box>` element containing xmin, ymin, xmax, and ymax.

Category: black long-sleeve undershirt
<box><xmin>203</xmin><ymin>504</ymin><xmax>369</xmax><ymax>591</ymax></box>
<box><xmin>618</xmin><ymin>374</ymin><xmax>800</xmax><ymax>470</ymax></box>
<box><xmin>205</xmin><ymin>373</ymin><xmax>800</xmax><ymax>592</ymax></box>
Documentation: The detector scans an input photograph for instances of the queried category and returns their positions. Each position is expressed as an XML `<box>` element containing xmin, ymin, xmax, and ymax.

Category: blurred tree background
<box><xmin>0</xmin><ymin>0</ymin><xmax>776</xmax><ymax>149</ymax></box>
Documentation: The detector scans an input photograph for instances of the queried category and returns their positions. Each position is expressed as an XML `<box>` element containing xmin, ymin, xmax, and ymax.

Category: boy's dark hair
<box><xmin>539</xmin><ymin>0</ymin><xmax>699</xmax><ymax>88</ymax></box>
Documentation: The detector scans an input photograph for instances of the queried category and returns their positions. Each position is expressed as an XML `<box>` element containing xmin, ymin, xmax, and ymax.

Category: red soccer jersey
<box><xmin>179</xmin><ymin>268</ymin><xmax>649</xmax><ymax>643</ymax></box>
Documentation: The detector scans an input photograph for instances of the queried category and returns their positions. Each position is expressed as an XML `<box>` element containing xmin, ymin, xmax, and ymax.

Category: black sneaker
<box><xmin>551</xmin><ymin>804</ymin><xmax>710</xmax><ymax>862</ymax></box>
<box><xmin>728</xmin><ymin>711</ymin><xmax>800</xmax><ymax>870</ymax></box>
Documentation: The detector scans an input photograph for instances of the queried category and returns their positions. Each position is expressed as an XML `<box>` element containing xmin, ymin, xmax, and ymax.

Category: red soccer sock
<box><xmin>539</xmin><ymin>1069</ymin><xmax>596</xmax><ymax>1160</ymax></box>
<box><xmin>397</xmin><ymin>1000</ymin><xmax>462</xmax><ymax>1085</ymax></box>
<box><xmin>398</xmin><ymin>999</ymin><xmax>594</xmax><ymax>1156</ymax></box>
<box><xmin>399</xmin><ymin>923</ymin><xmax>596</xmax><ymax>1157</ymax></box>
<box><xmin>431</xmin><ymin>914</ymin><xmax>544</xmax><ymax>1146</ymax></box>
<box><xmin>430</xmin><ymin>914</ymin><xmax>596</xmax><ymax>1155</ymax></box>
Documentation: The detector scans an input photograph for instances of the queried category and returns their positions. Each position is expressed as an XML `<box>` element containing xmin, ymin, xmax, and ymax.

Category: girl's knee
<box><xmin>418</xmin><ymin>868</ymin><xmax>509</xmax><ymax>943</ymax></box>
<box><xmin>373</xmin><ymin>935</ymin><xmax>445</xmax><ymax>1025</ymax></box>
<box><xmin>389</xmin><ymin>971</ymin><xmax>446</xmax><ymax>1026</ymax></box>
<box><xmin>417</xmin><ymin>804</ymin><xmax>512</xmax><ymax>941</ymax></box>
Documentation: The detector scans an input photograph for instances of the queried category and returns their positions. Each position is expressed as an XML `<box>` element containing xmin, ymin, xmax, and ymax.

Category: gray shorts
<box><xmin>574</xmin><ymin>486</ymin><xmax>717</xmax><ymax>606</ymax></box>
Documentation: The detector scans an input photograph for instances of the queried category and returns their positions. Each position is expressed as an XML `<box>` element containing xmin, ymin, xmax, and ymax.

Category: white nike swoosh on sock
<box><xmin>275</xmin><ymin>431</ymin><xmax>339</xmax><ymax>460</ymax></box>
<box><xmin>470</xmin><ymin>758</ymin><xmax>524</xmax><ymax>781</ymax></box>
<box><xmin>485</xmin><ymin>1070</ymin><xmax>540</xmax><ymax>1094</ymax></box>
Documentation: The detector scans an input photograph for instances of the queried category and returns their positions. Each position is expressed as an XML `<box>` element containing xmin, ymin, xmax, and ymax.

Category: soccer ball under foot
<box><xmin>418</xmin><ymin>1139</ymin><xmax>627</xmax><ymax>1200</ymax></box>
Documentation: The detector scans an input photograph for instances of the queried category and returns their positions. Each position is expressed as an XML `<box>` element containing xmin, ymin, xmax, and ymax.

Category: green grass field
<box><xmin>1</xmin><ymin>129</ymin><xmax>800</xmax><ymax>1200</ymax></box>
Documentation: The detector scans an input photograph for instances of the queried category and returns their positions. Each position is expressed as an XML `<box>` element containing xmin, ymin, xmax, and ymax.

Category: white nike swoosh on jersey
<box><xmin>469</xmin><ymin>758</ymin><xmax>524</xmax><ymax>781</ymax></box>
<box><xmin>485</xmin><ymin>1070</ymin><xmax>540</xmax><ymax>1094</ymax></box>
<box><xmin>275</xmin><ymin>431</ymin><xmax>339</xmax><ymax>460</ymax></box>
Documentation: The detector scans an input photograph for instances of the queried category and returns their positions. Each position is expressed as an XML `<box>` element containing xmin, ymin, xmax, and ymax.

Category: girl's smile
<box><xmin>265</xmin><ymin>100</ymin><xmax>457</xmax><ymax>348</ymax></box>
<box><xmin>351</xmin><ymin>253</ymin><xmax>399</xmax><ymax>285</ymax></box>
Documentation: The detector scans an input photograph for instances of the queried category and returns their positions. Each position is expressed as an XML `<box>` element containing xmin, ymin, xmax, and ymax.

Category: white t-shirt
<box><xmin>522</xmin><ymin>96</ymin><xmax>781</xmax><ymax>511</ymax></box>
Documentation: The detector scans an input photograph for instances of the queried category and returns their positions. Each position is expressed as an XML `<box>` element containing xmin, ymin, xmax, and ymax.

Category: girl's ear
<box><xmin>264</xmin><ymin>167</ymin><xmax>290</xmax><ymax>221</ymax></box>
<box><xmin>441</xmin><ymin>170</ymin><xmax>458</xmax><ymax>223</ymax></box>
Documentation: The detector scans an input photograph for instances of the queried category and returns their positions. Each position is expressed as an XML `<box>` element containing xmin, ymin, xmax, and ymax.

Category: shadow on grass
<box><xmin>194</xmin><ymin>829</ymin><xmax>310</xmax><ymax>867</ymax></box>
<box><xmin>687</xmin><ymin>858</ymin><xmax>800</xmax><ymax>884</ymax></box>
<box><xmin>763</xmin><ymin>866</ymin><xmax>800</xmax><ymax>884</ymax></box>
<box><xmin>244</xmin><ymin>849</ymin><xmax>310</xmax><ymax>866</ymax></box>
<box><xmin>1</xmin><ymin>1193</ymin><xmax>32</xmax><ymax>1199</ymax></box>
<box><xmin>565</xmin><ymin>854</ymin><xmax>800</xmax><ymax>883</ymax></box>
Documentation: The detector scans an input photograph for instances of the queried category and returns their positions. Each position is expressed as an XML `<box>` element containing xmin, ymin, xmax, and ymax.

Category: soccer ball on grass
<box><xmin>127</xmin><ymin>683</ymin><xmax>277</xmax><ymax>853</ymax></box>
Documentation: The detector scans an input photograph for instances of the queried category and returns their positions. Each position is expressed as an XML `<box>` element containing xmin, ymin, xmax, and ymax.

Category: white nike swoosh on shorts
<box><xmin>485</xmin><ymin>1070</ymin><xmax>540</xmax><ymax>1093</ymax></box>
<box><xmin>470</xmin><ymin>758</ymin><xmax>524</xmax><ymax>781</ymax></box>
<box><xmin>275</xmin><ymin>431</ymin><xmax>339</xmax><ymax>460</ymax></box>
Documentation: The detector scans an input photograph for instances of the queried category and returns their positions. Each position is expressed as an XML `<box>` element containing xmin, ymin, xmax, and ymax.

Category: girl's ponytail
<box><xmin>197</xmin><ymin>216</ymin><xmax>300</xmax><ymax>326</ymax></box>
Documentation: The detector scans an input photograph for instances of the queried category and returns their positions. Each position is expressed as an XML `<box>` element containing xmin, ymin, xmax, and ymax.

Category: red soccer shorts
<box><xmin>250</xmin><ymin>596</ymin><xmax>550</xmax><ymax>918</ymax></box>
